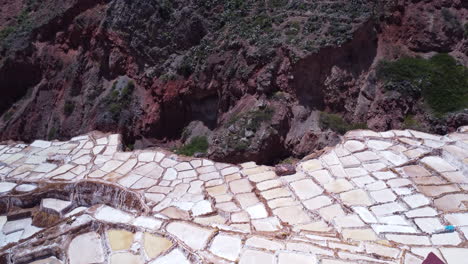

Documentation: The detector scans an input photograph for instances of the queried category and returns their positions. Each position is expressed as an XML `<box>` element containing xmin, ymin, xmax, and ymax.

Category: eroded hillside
<box><xmin>0</xmin><ymin>0</ymin><xmax>467</xmax><ymax>164</ymax></box>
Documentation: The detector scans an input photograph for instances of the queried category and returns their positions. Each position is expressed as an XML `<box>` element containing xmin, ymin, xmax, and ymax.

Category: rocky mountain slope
<box><xmin>0</xmin><ymin>0</ymin><xmax>467</xmax><ymax>164</ymax></box>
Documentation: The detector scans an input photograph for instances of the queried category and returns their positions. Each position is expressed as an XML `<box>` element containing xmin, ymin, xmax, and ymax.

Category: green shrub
<box><xmin>176</xmin><ymin>136</ymin><xmax>209</xmax><ymax>156</ymax></box>
<box><xmin>104</xmin><ymin>80</ymin><xmax>135</xmax><ymax>120</ymax></box>
<box><xmin>64</xmin><ymin>101</ymin><xmax>75</xmax><ymax>116</ymax></box>
<box><xmin>121</xmin><ymin>81</ymin><xmax>134</xmax><ymax>98</ymax></box>
<box><xmin>233</xmin><ymin>140</ymin><xmax>249</xmax><ymax>151</ymax></box>
<box><xmin>48</xmin><ymin>127</ymin><xmax>57</xmax><ymax>140</ymax></box>
<box><xmin>423</xmin><ymin>54</ymin><xmax>467</xmax><ymax>114</ymax></box>
<box><xmin>125</xmin><ymin>143</ymin><xmax>135</xmax><ymax>151</ymax></box>
<box><xmin>319</xmin><ymin>112</ymin><xmax>367</xmax><ymax>134</ymax></box>
<box><xmin>377</xmin><ymin>54</ymin><xmax>468</xmax><ymax>114</ymax></box>
<box><xmin>177</xmin><ymin>59</ymin><xmax>194</xmax><ymax>77</ymax></box>
<box><xmin>108</xmin><ymin>102</ymin><xmax>121</xmax><ymax>117</ymax></box>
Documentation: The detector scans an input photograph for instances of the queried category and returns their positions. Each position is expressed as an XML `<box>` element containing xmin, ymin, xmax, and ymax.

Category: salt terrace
<box><xmin>0</xmin><ymin>127</ymin><xmax>467</xmax><ymax>264</ymax></box>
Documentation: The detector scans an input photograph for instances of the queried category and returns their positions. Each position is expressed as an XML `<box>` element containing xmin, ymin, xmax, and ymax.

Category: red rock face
<box><xmin>0</xmin><ymin>0</ymin><xmax>466</xmax><ymax>164</ymax></box>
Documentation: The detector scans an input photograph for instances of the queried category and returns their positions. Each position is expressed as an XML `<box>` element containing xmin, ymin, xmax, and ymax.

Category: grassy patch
<box><xmin>319</xmin><ymin>112</ymin><xmax>367</xmax><ymax>134</ymax></box>
<box><xmin>377</xmin><ymin>54</ymin><xmax>468</xmax><ymax>115</ymax></box>
<box><xmin>176</xmin><ymin>136</ymin><xmax>209</xmax><ymax>156</ymax></box>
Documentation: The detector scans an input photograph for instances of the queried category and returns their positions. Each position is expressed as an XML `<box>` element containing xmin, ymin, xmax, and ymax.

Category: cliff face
<box><xmin>0</xmin><ymin>0</ymin><xmax>467</xmax><ymax>164</ymax></box>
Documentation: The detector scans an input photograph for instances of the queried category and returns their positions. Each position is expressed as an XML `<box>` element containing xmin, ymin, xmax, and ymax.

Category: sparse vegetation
<box><xmin>227</xmin><ymin>107</ymin><xmax>274</xmax><ymax>130</ymax></box>
<box><xmin>104</xmin><ymin>80</ymin><xmax>135</xmax><ymax>120</ymax></box>
<box><xmin>121</xmin><ymin>81</ymin><xmax>134</xmax><ymax>98</ymax></box>
<box><xmin>233</xmin><ymin>140</ymin><xmax>249</xmax><ymax>151</ymax></box>
<box><xmin>0</xmin><ymin>27</ymin><xmax>15</xmax><ymax>42</ymax></box>
<box><xmin>272</xmin><ymin>91</ymin><xmax>288</xmax><ymax>101</ymax></box>
<box><xmin>441</xmin><ymin>8</ymin><xmax>462</xmax><ymax>32</ymax></box>
<box><xmin>176</xmin><ymin>136</ymin><xmax>209</xmax><ymax>156</ymax></box>
<box><xmin>145</xmin><ymin>0</ymin><xmax>375</xmax><ymax>80</ymax></box>
<box><xmin>464</xmin><ymin>23</ymin><xmax>468</xmax><ymax>39</ymax></box>
<box><xmin>402</xmin><ymin>115</ymin><xmax>424</xmax><ymax>131</ymax></box>
<box><xmin>285</xmin><ymin>22</ymin><xmax>301</xmax><ymax>36</ymax></box>
<box><xmin>48</xmin><ymin>127</ymin><xmax>57</xmax><ymax>140</ymax></box>
<box><xmin>377</xmin><ymin>54</ymin><xmax>468</xmax><ymax>115</ymax></box>
<box><xmin>87</xmin><ymin>86</ymin><xmax>104</xmax><ymax>101</ymax></box>
<box><xmin>64</xmin><ymin>101</ymin><xmax>75</xmax><ymax>116</ymax></box>
<box><xmin>247</xmin><ymin>107</ymin><xmax>274</xmax><ymax>131</ymax></box>
<box><xmin>0</xmin><ymin>0</ymin><xmax>38</xmax><ymax>44</ymax></box>
<box><xmin>327</xmin><ymin>22</ymin><xmax>353</xmax><ymax>44</ymax></box>
<box><xmin>269</xmin><ymin>0</ymin><xmax>288</xmax><ymax>8</ymax></box>
<box><xmin>2</xmin><ymin>111</ymin><xmax>13</xmax><ymax>122</ymax></box>
<box><xmin>280</xmin><ymin>157</ymin><xmax>298</xmax><ymax>165</ymax></box>
<box><xmin>319</xmin><ymin>112</ymin><xmax>367</xmax><ymax>134</ymax></box>
<box><xmin>223</xmin><ymin>106</ymin><xmax>275</xmax><ymax>151</ymax></box>
<box><xmin>159</xmin><ymin>73</ymin><xmax>176</xmax><ymax>82</ymax></box>
<box><xmin>180</xmin><ymin>127</ymin><xmax>190</xmax><ymax>141</ymax></box>
<box><xmin>125</xmin><ymin>143</ymin><xmax>135</xmax><ymax>151</ymax></box>
<box><xmin>305</xmin><ymin>16</ymin><xmax>320</xmax><ymax>34</ymax></box>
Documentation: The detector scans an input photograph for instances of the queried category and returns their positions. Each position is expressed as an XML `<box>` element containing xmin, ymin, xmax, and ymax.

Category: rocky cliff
<box><xmin>0</xmin><ymin>0</ymin><xmax>467</xmax><ymax>164</ymax></box>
